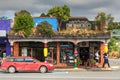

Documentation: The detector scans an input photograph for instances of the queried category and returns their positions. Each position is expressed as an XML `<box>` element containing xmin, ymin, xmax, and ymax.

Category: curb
<box><xmin>54</xmin><ymin>68</ymin><xmax>86</xmax><ymax>72</ymax></box>
<box><xmin>54</xmin><ymin>66</ymin><xmax>120</xmax><ymax>72</ymax></box>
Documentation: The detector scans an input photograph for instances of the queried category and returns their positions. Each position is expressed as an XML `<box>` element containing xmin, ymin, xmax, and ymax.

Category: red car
<box><xmin>1</xmin><ymin>56</ymin><xmax>54</xmax><ymax>73</ymax></box>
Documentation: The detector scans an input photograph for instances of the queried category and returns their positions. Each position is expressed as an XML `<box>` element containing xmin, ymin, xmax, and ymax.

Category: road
<box><xmin>0</xmin><ymin>70</ymin><xmax>120</xmax><ymax>80</ymax></box>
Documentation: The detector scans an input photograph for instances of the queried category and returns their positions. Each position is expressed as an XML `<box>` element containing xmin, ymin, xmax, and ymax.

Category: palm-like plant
<box><xmin>95</xmin><ymin>12</ymin><xmax>114</xmax><ymax>31</ymax></box>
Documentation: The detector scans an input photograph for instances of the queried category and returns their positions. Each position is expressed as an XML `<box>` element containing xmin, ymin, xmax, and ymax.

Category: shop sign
<box><xmin>0</xmin><ymin>30</ymin><xmax>6</xmax><ymax>37</ymax></box>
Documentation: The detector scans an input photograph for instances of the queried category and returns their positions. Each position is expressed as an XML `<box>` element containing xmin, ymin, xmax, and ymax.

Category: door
<box><xmin>24</xmin><ymin>58</ymin><xmax>39</xmax><ymax>71</ymax></box>
<box><xmin>79</xmin><ymin>47</ymin><xmax>89</xmax><ymax>65</ymax></box>
<box><xmin>14</xmin><ymin>58</ymin><xmax>25</xmax><ymax>71</ymax></box>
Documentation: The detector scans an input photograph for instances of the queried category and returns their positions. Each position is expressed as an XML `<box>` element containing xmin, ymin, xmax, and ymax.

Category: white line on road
<box><xmin>0</xmin><ymin>76</ymin><xmax>120</xmax><ymax>79</ymax></box>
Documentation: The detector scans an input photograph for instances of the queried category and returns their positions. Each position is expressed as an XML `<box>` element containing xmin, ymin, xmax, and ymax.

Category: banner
<box><xmin>44</xmin><ymin>48</ymin><xmax>48</xmax><ymax>57</ymax></box>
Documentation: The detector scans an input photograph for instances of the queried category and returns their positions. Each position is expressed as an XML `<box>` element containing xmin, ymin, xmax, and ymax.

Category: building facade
<box><xmin>0</xmin><ymin>20</ymin><xmax>11</xmax><ymax>58</ymax></box>
<box><xmin>8</xmin><ymin>17</ymin><xmax>111</xmax><ymax>67</ymax></box>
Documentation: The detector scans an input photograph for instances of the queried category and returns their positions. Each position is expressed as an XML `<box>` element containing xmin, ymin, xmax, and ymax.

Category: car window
<box><xmin>25</xmin><ymin>58</ymin><xmax>33</xmax><ymax>62</ymax></box>
<box><xmin>33</xmin><ymin>58</ymin><xmax>40</xmax><ymax>62</ymax></box>
<box><xmin>14</xmin><ymin>58</ymin><xmax>24</xmax><ymax>62</ymax></box>
<box><xmin>6</xmin><ymin>58</ymin><xmax>14</xmax><ymax>62</ymax></box>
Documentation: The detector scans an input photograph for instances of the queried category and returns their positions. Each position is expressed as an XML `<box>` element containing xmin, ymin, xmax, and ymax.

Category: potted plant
<box><xmin>88</xmin><ymin>59</ymin><xmax>96</xmax><ymax>67</ymax></box>
<box><xmin>77</xmin><ymin>59</ymin><xmax>82</xmax><ymax>67</ymax></box>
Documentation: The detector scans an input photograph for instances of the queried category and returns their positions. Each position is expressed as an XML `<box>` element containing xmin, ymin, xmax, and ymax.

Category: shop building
<box><xmin>8</xmin><ymin>17</ymin><xmax>111</xmax><ymax>67</ymax></box>
<box><xmin>0</xmin><ymin>20</ymin><xmax>11</xmax><ymax>58</ymax></box>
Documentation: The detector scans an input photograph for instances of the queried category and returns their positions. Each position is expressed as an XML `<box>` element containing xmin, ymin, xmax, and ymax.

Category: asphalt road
<box><xmin>0</xmin><ymin>70</ymin><xmax>120</xmax><ymax>80</ymax></box>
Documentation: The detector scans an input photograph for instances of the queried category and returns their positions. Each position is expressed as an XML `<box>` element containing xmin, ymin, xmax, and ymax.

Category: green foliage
<box><xmin>77</xmin><ymin>59</ymin><xmax>82</xmax><ymax>64</ymax></box>
<box><xmin>36</xmin><ymin>21</ymin><xmax>54</xmax><ymax>36</ymax></box>
<box><xmin>13</xmin><ymin>10</ymin><xmax>34</xmax><ymax>37</ymax></box>
<box><xmin>47</xmin><ymin>5</ymin><xmax>70</xmax><ymax>31</ymax></box>
<box><xmin>108</xmin><ymin>38</ymin><xmax>119</xmax><ymax>52</ymax></box>
<box><xmin>40</xmin><ymin>13</ymin><xmax>50</xmax><ymax>17</ymax></box>
<box><xmin>40</xmin><ymin>13</ymin><xmax>46</xmax><ymax>17</ymax></box>
<box><xmin>108</xmin><ymin>22</ymin><xmax>120</xmax><ymax>30</ymax></box>
<box><xmin>95</xmin><ymin>12</ymin><xmax>114</xmax><ymax>30</ymax></box>
<box><xmin>87</xmin><ymin>59</ymin><xmax>96</xmax><ymax>64</ymax></box>
<box><xmin>15</xmin><ymin>10</ymin><xmax>30</xmax><ymax>16</ymax></box>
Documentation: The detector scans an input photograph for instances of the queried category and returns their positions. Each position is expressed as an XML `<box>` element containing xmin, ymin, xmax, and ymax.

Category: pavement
<box><xmin>54</xmin><ymin>58</ymin><xmax>120</xmax><ymax>72</ymax></box>
<box><xmin>54</xmin><ymin>65</ymin><xmax>120</xmax><ymax>72</ymax></box>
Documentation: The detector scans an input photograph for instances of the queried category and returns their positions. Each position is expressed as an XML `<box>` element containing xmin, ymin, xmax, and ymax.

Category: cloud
<box><xmin>0</xmin><ymin>0</ymin><xmax>120</xmax><ymax>21</ymax></box>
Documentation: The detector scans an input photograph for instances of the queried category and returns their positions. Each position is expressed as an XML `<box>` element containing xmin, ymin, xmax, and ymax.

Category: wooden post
<box><xmin>13</xmin><ymin>42</ymin><xmax>19</xmax><ymax>56</ymax></box>
<box><xmin>56</xmin><ymin>42</ymin><xmax>60</xmax><ymax>64</ymax></box>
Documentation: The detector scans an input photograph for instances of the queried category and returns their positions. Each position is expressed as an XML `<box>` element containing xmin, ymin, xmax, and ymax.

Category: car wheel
<box><xmin>39</xmin><ymin>66</ymin><xmax>47</xmax><ymax>73</ymax></box>
<box><xmin>8</xmin><ymin>66</ymin><xmax>16</xmax><ymax>73</ymax></box>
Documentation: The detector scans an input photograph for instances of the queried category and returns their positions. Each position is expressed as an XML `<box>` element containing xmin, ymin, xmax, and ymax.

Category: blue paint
<box><xmin>0</xmin><ymin>20</ymin><xmax>10</xmax><ymax>32</ymax></box>
<box><xmin>6</xmin><ymin>42</ymin><xmax>11</xmax><ymax>56</ymax></box>
<box><xmin>33</xmin><ymin>17</ymin><xmax>58</xmax><ymax>31</ymax></box>
<box><xmin>0</xmin><ymin>20</ymin><xmax>11</xmax><ymax>56</ymax></box>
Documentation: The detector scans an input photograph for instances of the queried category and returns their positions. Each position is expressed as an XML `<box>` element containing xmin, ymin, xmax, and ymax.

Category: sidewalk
<box><xmin>54</xmin><ymin>65</ymin><xmax>120</xmax><ymax>72</ymax></box>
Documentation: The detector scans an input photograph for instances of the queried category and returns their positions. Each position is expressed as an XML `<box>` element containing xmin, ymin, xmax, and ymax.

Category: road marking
<box><xmin>0</xmin><ymin>76</ymin><xmax>120</xmax><ymax>79</ymax></box>
<box><xmin>47</xmin><ymin>71</ymin><xmax>69</xmax><ymax>74</ymax></box>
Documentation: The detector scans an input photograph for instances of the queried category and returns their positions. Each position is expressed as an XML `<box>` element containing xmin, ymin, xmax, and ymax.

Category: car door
<box><xmin>14</xmin><ymin>58</ymin><xmax>25</xmax><ymax>71</ymax></box>
<box><xmin>24</xmin><ymin>58</ymin><xmax>39</xmax><ymax>71</ymax></box>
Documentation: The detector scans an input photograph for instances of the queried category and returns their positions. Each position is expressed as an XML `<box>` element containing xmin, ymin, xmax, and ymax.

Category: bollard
<box><xmin>74</xmin><ymin>58</ymin><xmax>78</xmax><ymax>68</ymax></box>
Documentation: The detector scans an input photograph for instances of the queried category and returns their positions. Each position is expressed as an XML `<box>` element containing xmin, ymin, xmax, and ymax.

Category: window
<box><xmin>25</xmin><ymin>58</ymin><xmax>33</xmax><ymax>62</ymax></box>
<box><xmin>14</xmin><ymin>58</ymin><xmax>24</xmax><ymax>62</ymax></box>
<box><xmin>6</xmin><ymin>58</ymin><xmax>14</xmax><ymax>62</ymax></box>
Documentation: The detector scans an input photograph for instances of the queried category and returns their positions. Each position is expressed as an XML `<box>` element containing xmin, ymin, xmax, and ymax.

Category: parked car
<box><xmin>1</xmin><ymin>56</ymin><xmax>54</xmax><ymax>73</ymax></box>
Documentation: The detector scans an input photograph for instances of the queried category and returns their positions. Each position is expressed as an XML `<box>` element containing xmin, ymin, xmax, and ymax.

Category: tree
<box><xmin>47</xmin><ymin>5</ymin><xmax>70</xmax><ymax>31</ymax></box>
<box><xmin>40</xmin><ymin>13</ymin><xmax>50</xmax><ymax>17</ymax></box>
<box><xmin>108</xmin><ymin>22</ymin><xmax>120</xmax><ymax>30</ymax></box>
<box><xmin>15</xmin><ymin>10</ymin><xmax>30</xmax><ymax>16</ymax></box>
<box><xmin>36</xmin><ymin>21</ymin><xmax>54</xmax><ymax>36</ymax></box>
<box><xmin>95</xmin><ymin>12</ymin><xmax>114</xmax><ymax>31</ymax></box>
<box><xmin>13</xmin><ymin>10</ymin><xmax>34</xmax><ymax>37</ymax></box>
<box><xmin>108</xmin><ymin>38</ymin><xmax>118</xmax><ymax>52</ymax></box>
<box><xmin>40</xmin><ymin>13</ymin><xmax>46</xmax><ymax>17</ymax></box>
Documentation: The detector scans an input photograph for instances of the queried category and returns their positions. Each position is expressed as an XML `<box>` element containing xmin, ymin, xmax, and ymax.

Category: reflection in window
<box><xmin>6</xmin><ymin>58</ymin><xmax>14</xmax><ymax>62</ymax></box>
<box><xmin>14</xmin><ymin>58</ymin><xmax>24</xmax><ymax>62</ymax></box>
<box><xmin>25</xmin><ymin>58</ymin><xmax>33</xmax><ymax>62</ymax></box>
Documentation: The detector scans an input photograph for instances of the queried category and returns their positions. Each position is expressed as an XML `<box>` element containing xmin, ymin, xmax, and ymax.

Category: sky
<box><xmin>0</xmin><ymin>0</ymin><xmax>120</xmax><ymax>21</ymax></box>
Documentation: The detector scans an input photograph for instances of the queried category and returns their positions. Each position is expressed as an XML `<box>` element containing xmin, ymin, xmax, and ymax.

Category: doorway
<box><xmin>79</xmin><ymin>47</ymin><xmax>89</xmax><ymax>64</ymax></box>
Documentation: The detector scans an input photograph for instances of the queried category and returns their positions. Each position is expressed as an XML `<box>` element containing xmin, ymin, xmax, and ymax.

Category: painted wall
<box><xmin>0</xmin><ymin>20</ymin><xmax>10</xmax><ymax>32</ymax></box>
<box><xmin>33</xmin><ymin>17</ymin><xmax>58</xmax><ymax>31</ymax></box>
<box><xmin>0</xmin><ymin>20</ymin><xmax>11</xmax><ymax>57</ymax></box>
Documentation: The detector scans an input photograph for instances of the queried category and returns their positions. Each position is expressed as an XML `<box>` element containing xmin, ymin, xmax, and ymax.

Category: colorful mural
<box><xmin>33</xmin><ymin>17</ymin><xmax>58</xmax><ymax>31</ymax></box>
